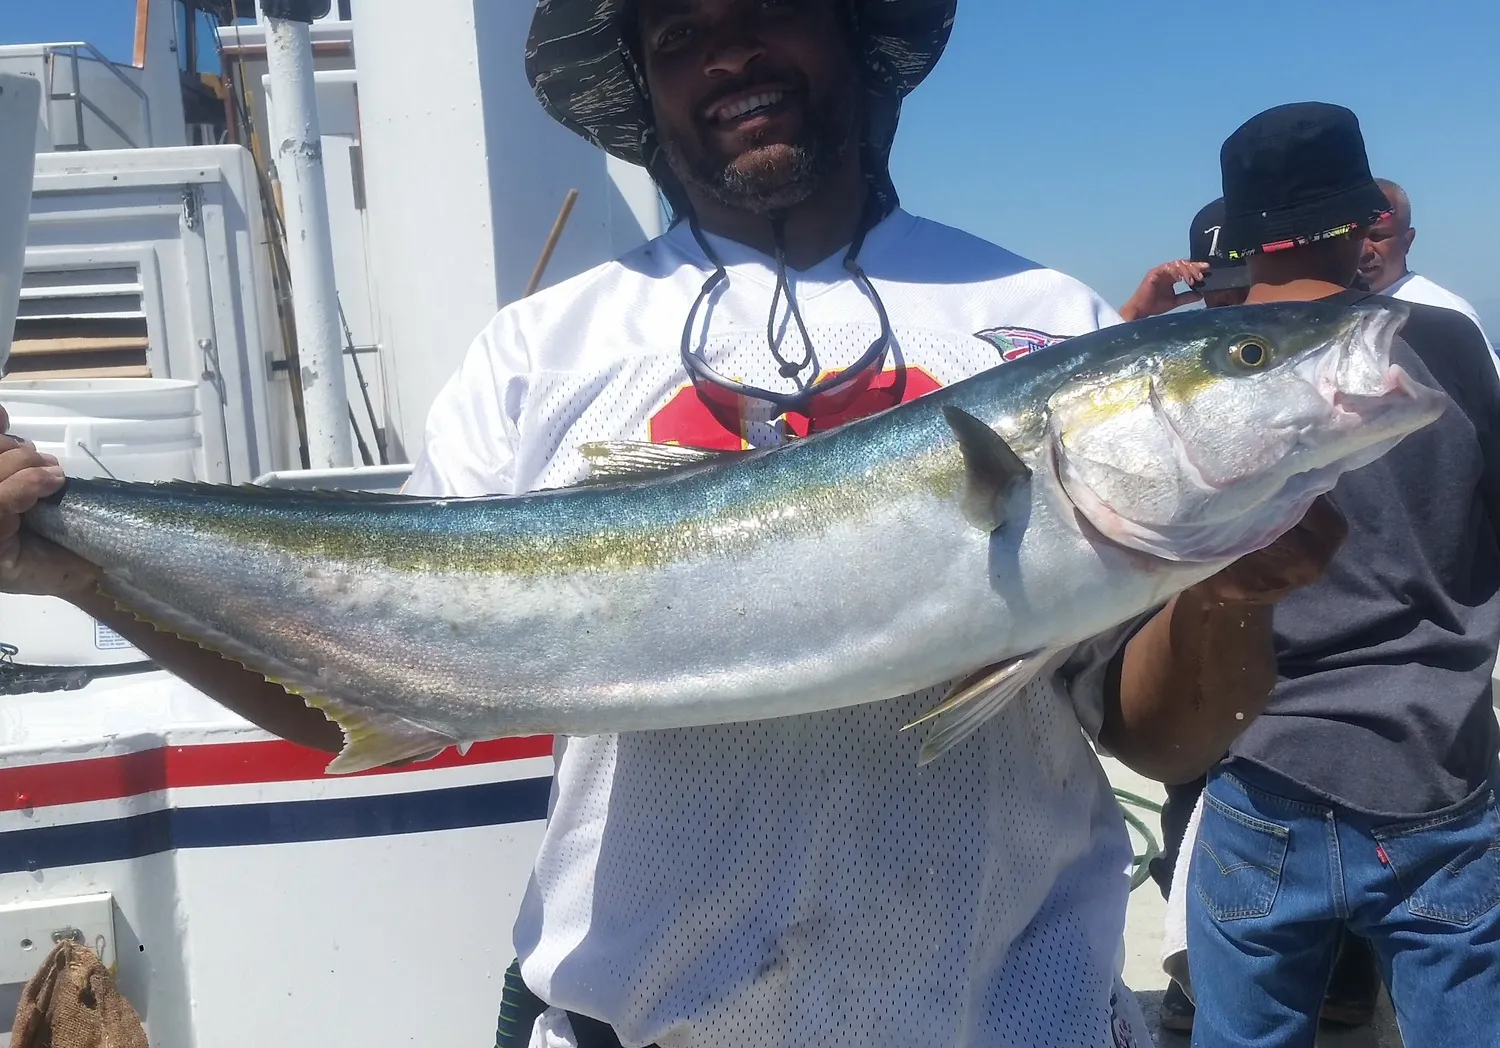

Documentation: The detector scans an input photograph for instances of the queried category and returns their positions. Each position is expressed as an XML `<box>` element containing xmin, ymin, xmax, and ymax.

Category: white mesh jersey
<box><xmin>405</xmin><ymin>209</ymin><xmax>1152</xmax><ymax>1048</ymax></box>
<box><xmin>1382</xmin><ymin>271</ymin><xmax>1498</xmax><ymax>366</ymax></box>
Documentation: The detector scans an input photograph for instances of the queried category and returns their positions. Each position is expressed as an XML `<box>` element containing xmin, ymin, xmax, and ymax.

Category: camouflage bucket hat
<box><xmin>523</xmin><ymin>0</ymin><xmax>958</xmax><ymax>170</ymax></box>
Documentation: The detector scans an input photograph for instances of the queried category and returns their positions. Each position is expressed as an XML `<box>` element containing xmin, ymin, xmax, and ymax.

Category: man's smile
<box><xmin>701</xmin><ymin>85</ymin><xmax>799</xmax><ymax>135</ymax></box>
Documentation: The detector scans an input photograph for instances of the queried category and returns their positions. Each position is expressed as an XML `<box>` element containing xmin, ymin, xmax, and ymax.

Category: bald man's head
<box><xmin>1375</xmin><ymin>178</ymin><xmax>1412</xmax><ymax>230</ymax></box>
<box><xmin>1359</xmin><ymin>177</ymin><xmax>1417</xmax><ymax>293</ymax></box>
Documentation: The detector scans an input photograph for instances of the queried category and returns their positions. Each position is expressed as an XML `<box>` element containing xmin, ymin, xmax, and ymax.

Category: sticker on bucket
<box><xmin>93</xmin><ymin>621</ymin><xmax>135</xmax><ymax>651</ymax></box>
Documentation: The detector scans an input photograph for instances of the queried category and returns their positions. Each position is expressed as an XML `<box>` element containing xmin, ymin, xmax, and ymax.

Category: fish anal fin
<box><xmin>97</xmin><ymin>578</ymin><xmax>457</xmax><ymax>776</ymax></box>
<box><xmin>941</xmin><ymin>405</ymin><xmax>1032</xmax><ymax>532</ymax></box>
<box><xmin>577</xmin><ymin>440</ymin><xmax>749</xmax><ymax>484</ymax></box>
<box><xmin>906</xmin><ymin>647</ymin><xmax>1066</xmax><ymax>766</ymax></box>
<box><xmin>291</xmin><ymin>689</ymin><xmax>459</xmax><ymax>775</ymax></box>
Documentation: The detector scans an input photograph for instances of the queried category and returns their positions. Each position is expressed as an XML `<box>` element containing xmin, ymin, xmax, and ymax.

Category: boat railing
<box><xmin>43</xmin><ymin>42</ymin><xmax>152</xmax><ymax>151</ymax></box>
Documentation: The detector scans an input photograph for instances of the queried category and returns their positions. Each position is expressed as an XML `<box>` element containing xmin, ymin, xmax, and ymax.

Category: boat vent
<box><xmin>4</xmin><ymin>265</ymin><xmax>151</xmax><ymax>381</ymax></box>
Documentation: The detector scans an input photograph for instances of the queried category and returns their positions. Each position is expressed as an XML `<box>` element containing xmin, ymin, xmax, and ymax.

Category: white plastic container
<box><xmin>3</xmin><ymin>378</ymin><xmax>202</xmax><ymax>480</ymax></box>
<box><xmin>0</xmin><ymin>378</ymin><xmax>201</xmax><ymax>666</ymax></box>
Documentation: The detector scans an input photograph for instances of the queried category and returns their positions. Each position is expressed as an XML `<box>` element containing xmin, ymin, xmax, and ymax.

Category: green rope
<box><xmin>1112</xmin><ymin>788</ymin><xmax>1164</xmax><ymax>892</ymax></box>
<box><xmin>495</xmin><ymin>961</ymin><xmax>547</xmax><ymax>1048</ymax></box>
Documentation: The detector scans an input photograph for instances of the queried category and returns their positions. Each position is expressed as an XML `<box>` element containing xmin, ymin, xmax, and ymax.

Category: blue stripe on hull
<box><xmin>0</xmin><ymin>776</ymin><xmax>553</xmax><ymax>874</ymax></box>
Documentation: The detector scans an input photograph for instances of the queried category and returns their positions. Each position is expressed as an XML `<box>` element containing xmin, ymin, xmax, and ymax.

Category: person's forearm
<box><xmin>73</xmin><ymin>587</ymin><xmax>344</xmax><ymax>754</ymax></box>
<box><xmin>1100</xmin><ymin>587</ymin><xmax>1279</xmax><ymax>784</ymax></box>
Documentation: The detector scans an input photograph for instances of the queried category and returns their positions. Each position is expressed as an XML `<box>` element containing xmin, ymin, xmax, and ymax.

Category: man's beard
<box><xmin>660</xmin><ymin>89</ymin><xmax>859</xmax><ymax>215</ymax></box>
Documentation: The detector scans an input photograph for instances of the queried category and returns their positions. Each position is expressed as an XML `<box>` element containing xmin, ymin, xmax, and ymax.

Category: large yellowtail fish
<box><xmin>23</xmin><ymin>299</ymin><xmax>1444</xmax><ymax>772</ymax></box>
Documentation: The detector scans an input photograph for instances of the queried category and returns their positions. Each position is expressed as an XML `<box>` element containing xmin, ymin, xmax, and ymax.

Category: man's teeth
<box><xmin>716</xmin><ymin>91</ymin><xmax>784</xmax><ymax>122</ymax></box>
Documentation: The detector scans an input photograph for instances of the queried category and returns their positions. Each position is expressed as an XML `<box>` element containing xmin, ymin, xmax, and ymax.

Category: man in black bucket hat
<box><xmin>0</xmin><ymin>6</ymin><xmax>1346</xmax><ymax>1048</ymax></box>
<box><xmin>1160</xmin><ymin>101</ymin><xmax>1500</xmax><ymax>1048</ymax></box>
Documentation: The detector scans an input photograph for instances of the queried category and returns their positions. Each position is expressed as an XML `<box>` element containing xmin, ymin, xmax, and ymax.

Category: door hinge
<box><xmin>182</xmin><ymin>185</ymin><xmax>201</xmax><ymax>231</ymax></box>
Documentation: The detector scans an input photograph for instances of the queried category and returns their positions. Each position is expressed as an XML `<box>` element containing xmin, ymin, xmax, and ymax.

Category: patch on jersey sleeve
<box><xmin>974</xmin><ymin>326</ymin><xmax>1067</xmax><ymax>362</ymax></box>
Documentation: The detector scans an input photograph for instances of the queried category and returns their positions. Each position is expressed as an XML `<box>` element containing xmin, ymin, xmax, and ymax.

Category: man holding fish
<box><xmin>0</xmin><ymin>3</ymin><xmax>1438</xmax><ymax>1047</ymax></box>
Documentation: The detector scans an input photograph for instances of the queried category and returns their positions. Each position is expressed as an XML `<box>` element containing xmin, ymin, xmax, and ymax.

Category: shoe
<box><xmin>1158</xmin><ymin>980</ymin><xmax>1195</xmax><ymax>1033</ymax></box>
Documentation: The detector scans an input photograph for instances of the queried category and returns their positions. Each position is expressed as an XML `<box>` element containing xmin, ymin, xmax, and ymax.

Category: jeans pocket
<box><xmin>1375</xmin><ymin>789</ymin><xmax>1500</xmax><ymax>927</ymax></box>
<box><xmin>1192</xmin><ymin>789</ymin><xmax>1289</xmax><ymax>922</ymax></box>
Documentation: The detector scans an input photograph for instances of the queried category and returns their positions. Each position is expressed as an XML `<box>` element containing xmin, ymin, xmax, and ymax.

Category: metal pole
<box><xmin>261</xmin><ymin>0</ymin><xmax>353</xmax><ymax>469</ymax></box>
<box><xmin>70</xmin><ymin>49</ymin><xmax>85</xmax><ymax>150</ymax></box>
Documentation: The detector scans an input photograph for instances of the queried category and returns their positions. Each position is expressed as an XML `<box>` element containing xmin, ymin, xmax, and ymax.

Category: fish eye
<box><xmin>1229</xmin><ymin>337</ymin><xmax>1270</xmax><ymax>369</ymax></box>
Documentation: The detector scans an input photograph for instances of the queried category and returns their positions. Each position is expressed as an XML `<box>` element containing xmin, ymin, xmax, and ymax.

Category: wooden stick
<box><xmin>523</xmin><ymin>188</ymin><xmax>580</xmax><ymax>298</ymax></box>
<box><xmin>132</xmin><ymin>0</ymin><xmax>151</xmax><ymax>69</ymax></box>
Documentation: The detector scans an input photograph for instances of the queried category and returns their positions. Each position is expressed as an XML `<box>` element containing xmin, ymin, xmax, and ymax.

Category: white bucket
<box><xmin>0</xmin><ymin>378</ymin><xmax>201</xmax><ymax>667</ymax></box>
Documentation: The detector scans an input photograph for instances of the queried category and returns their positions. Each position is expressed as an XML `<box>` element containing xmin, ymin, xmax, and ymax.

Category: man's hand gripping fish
<box><xmin>23</xmin><ymin>299</ymin><xmax>1445</xmax><ymax>773</ymax></box>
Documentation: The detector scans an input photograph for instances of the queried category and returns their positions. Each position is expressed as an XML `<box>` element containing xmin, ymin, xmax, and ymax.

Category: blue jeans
<box><xmin>1186</xmin><ymin>763</ymin><xmax>1500</xmax><ymax>1048</ymax></box>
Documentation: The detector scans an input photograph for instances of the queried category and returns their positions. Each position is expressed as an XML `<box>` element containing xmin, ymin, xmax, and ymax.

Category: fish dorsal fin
<box><xmin>51</xmin><ymin>476</ymin><xmax>423</xmax><ymax>506</ymax></box>
<box><xmin>577</xmin><ymin>441</ymin><xmax>747</xmax><ymax>484</ymax></box>
<box><xmin>941</xmin><ymin>406</ymin><xmax>1032</xmax><ymax>531</ymax></box>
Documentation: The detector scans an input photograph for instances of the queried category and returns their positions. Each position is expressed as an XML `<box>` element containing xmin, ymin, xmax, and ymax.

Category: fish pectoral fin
<box><xmin>905</xmin><ymin>647</ymin><xmax>1067</xmax><ymax>766</ymax></box>
<box><xmin>291</xmin><ymin>689</ymin><xmax>461</xmax><ymax>775</ymax></box>
<box><xmin>576</xmin><ymin>440</ymin><xmax>749</xmax><ymax>484</ymax></box>
<box><xmin>941</xmin><ymin>405</ymin><xmax>1032</xmax><ymax>532</ymax></box>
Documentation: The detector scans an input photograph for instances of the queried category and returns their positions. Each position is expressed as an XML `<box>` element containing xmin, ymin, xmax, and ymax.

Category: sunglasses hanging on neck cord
<box><xmin>679</xmin><ymin>201</ymin><xmax>895</xmax><ymax>433</ymax></box>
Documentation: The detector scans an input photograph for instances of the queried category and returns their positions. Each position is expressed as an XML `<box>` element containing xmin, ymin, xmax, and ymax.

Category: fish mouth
<box><xmin>1328</xmin><ymin>362</ymin><xmax>1426</xmax><ymax>421</ymax></box>
<box><xmin>1317</xmin><ymin>302</ymin><xmax>1404</xmax><ymax>394</ymax></box>
<box><xmin>1303</xmin><ymin>301</ymin><xmax>1444</xmax><ymax>437</ymax></box>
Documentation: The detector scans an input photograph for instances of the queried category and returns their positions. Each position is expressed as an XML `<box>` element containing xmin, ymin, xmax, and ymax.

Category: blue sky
<box><xmin>889</xmin><ymin>0</ymin><xmax>1498</xmax><ymax>323</ymax></box>
<box><xmin>6</xmin><ymin>1</ymin><xmax>1496</xmax><ymax>328</ymax></box>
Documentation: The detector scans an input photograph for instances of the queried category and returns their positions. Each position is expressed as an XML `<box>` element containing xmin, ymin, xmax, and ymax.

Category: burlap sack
<box><xmin>8</xmin><ymin>940</ymin><xmax>147</xmax><ymax>1048</ymax></box>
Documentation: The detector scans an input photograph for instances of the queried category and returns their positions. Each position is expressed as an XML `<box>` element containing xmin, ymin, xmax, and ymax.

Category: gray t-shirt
<box><xmin>1226</xmin><ymin>290</ymin><xmax>1500</xmax><ymax>817</ymax></box>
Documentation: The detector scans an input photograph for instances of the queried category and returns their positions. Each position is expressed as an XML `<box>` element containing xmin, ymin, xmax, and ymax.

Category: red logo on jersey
<box><xmin>647</xmin><ymin>384</ymin><xmax>755</xmax><ymax>450</ymax></box>
<box><xmin>647</xmin><ymin>366</ymin><xmax>943</xmax><ymax>448</ymax></box>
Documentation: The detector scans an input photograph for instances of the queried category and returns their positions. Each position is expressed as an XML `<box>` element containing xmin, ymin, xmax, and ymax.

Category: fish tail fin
<box><xmin>285</xmin><ymin>688</ymin><xmax>461</xmax><ymax>775</ymax></box>
<box><xmin>906</xmin><ymin>648</ymin><xmax>1066</xmax><ymax>766</ymax></box>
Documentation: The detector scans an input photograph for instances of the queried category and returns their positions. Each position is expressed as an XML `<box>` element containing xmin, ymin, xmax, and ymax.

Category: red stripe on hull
<box><xmin>0</xmin><ymin>735</ymin><xmax>555</xmax><ymax>812</ymax></box>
